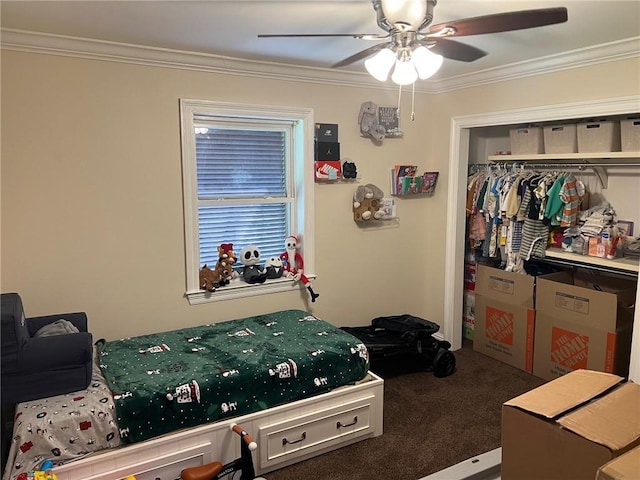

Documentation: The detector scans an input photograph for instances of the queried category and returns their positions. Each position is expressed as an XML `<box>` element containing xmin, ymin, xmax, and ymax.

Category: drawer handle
<box><xmin>336</xmin><ymin>416</ymin><xmax>358</xmax><ymax>429</ymax></box>
<box><xmin>282</xmin><ymin>431</ymin><xmax>306</xmax><ymax>446</ymax></box>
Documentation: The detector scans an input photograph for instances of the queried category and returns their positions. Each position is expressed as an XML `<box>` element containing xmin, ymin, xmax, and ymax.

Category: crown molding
<box><xmin>429</xmin><ymin>37</ymin><xmax>640</xmax><ymax>93</ymax></box>
<box><xmin>2</xmin><ymin>29</ymin><xmax>638</xmax><ymax>95</ymax></box>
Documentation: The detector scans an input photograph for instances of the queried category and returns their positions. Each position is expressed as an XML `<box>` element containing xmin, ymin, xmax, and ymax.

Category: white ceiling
<box><xmin>1</xmin><ymin>0</ymin><xmax>639</xmax><ymax>81</ymax></box>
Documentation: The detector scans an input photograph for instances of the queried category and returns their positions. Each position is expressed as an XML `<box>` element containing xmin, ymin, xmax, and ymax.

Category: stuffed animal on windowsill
<box><xmin>239</xmin><ymin>246</ymin><xmax>268</xmax><ymax>284</ymax></box>
<box><xmin>199</xmin><ymin>264</ymin><xmax>224</xmax><ymax>292</ymax></box>
<box><xmin>279</xmin><ymin>235</ymin><xmax>319</xmax><ymax>302</ymax></box>
<box><xmin>216</xmin><ymin>243</ymin><xmax>238</xmax><ymax>285</ymax></box>
<box><xmin>265</xmin><ymin>256</ymin><xmax>284</xmax><ymax>279</ymax></box>
<box><xmin>353</xmin><ymin>183</ymin><xmax>385</xmax><ymax>222</ymax></box>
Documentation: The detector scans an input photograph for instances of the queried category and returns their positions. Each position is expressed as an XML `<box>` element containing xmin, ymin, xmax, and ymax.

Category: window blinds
<box><xmin>195</xmin><ymin>127</ymin><xmax>291</xmax><ymax>266</ymax></box>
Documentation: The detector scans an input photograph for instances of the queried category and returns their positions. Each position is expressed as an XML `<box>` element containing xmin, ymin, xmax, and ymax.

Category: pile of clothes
<box><xmin>562</xmin><ymin>203</ymin><xmax>620</xmax><ymax>257</ymax></box>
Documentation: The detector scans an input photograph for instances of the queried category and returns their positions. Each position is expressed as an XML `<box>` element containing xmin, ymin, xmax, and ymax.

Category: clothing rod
<box><xmin>471</xmin><ymin>162</ymin><xmax>640</xmax><ymax>169</ymax></box>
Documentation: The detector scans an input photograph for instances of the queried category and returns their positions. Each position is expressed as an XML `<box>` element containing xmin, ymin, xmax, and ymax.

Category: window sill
<box><xmin>186</xmin><ymin>275</ymin><xmax>316</xmax><ymax>305</ymax></box>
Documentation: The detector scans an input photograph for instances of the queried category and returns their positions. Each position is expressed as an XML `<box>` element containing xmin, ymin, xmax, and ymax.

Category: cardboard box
<box><xmin>597</xmin><ymin>445</ymin><xmax>640</xmax><ymax>480</ymax></box>
<box><xmin>473</xmin><ymin>265</ymin><xmax>535</xmax><ymax>372</ymax></box>
<box><xmin>533</xmin><ymin>271</ymin><xmax>636</xmax><ymax>381</ymax></box>
<box><xmin>314</xmin><ymin>161</ymin><xmax>341</xmax><ymax>181</ymax></box>
<box><xmin>543</xmin><ymin>123</ymin><xmax>578</xmax><ymax>153</ymax></box>
<box><xmin>510</xmin><ymin>126</ymin><xmax>544</xmax><ymax>154</ymax></box>
<box><xmin>589</xmin><ymin>235</ymin><xmax>606</xmax><ymax>258</ymax></box>
<box><xmin>314</xmin><ymin>141</ymin><xmax>340</xmax><ymax>161</ymax></box>
<box><xmin>502</xmin><ymin>369</ymin><xmax>640</xmax><ymax>480</ymax></box>
<box><xmin>315</xmin><ymin>123</ymin><xmax>338</xmax><ymax>142</ymax></box>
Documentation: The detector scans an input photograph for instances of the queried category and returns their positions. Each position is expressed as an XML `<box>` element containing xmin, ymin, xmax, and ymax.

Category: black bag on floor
<box><xmin>341</xmin><ymin>314</ymin><xmax>456</xmax><ymax>377</ymax></box>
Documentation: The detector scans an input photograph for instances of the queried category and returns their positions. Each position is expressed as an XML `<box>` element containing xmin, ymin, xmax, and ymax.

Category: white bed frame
<box><xmin>53</xmin><ymin>372</ymin><xmax>384</xmax><ymax>480</ymax></box>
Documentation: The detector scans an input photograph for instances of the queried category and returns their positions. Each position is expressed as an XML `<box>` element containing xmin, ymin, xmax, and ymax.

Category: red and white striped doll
<box><xmin>279</xmin><ymin>235</ymin><xmax>319</xmax><ymax>302</ymax></box>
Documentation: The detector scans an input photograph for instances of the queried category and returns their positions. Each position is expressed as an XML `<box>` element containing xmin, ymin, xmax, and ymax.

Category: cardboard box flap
<box><xmin>558</xmin><ymin>382</ymin><xmax>640</xmax><ymax>451</ymax></box>
<box><xmin>475</xmin><ymin>265</ymin><xmax>535</xmax><ymax>307</ymax></box>
<box><xmin>504</xmin><ymin>369</ymin><xmax>623</xmax><ymax>418</ymax></box>
<box><xmin>597</xmin><ymin>445</ymin><xmax>640</xmax><ymax>480</ymax></box>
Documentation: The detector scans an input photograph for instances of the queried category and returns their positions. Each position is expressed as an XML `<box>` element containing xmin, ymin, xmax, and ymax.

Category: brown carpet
<box><xmin>264</xmin><ymin>340</ymin><xmax>545</xmax><ymax>480</ymax></box>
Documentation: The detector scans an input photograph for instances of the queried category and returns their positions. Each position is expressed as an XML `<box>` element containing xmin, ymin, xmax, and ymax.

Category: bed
<box><xmin>4</xmin><ymin>309</ymin><xmax>384</xmax><ymax>480</ymax></box>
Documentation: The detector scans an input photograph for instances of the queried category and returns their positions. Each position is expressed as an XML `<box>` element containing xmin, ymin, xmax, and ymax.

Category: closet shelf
<box><xmin>534</xmin><ymin>247</ymin><xmax>639</xmax><ymax>276</ymax></box>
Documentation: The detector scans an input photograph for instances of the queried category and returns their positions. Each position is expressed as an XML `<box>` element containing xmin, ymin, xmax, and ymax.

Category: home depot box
<box><xmin>473</xmin><ymin>265</ymin><xmax>535</xmax><ymax>372</ymax></box>
<box><xmin>533</xmin><ymin>271</ymin><xmax>636</xmax><ymax>381</ymax></box>
<box><xmin>501</xmin><ymin>370</ymin><xmax>640</xmax><ymax>480</ymax></box>
<box><xmin>597</xmin><ymin>445</ymin><xmax>640</xmax><ymax>480</ymax></box>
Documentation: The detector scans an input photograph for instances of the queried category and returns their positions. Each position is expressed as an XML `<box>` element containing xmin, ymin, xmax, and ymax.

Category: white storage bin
<box><xmin>543</xmin><ymin>124</ymin><xmax>577</xmax><ymax>153</ymax></box>
<box><xmin>620</xmin><ymin>117</ymin><xmax>640</xmax><ymax>151</ymax></box>
<box><xmin>577</xmin><ymin>120</ymin><xmax>621</xmax><ymax>153</ymax></box>
<box><xmin>510</xmin><ymin>126</ymin><xmax>544</xmax><ymax>154</ymax></box>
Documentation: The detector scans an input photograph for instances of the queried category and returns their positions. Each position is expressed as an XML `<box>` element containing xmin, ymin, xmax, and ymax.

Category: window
<box><xmin>180</xmin><ymin>99</ymin><xmax>315</xmax><ymax>304</ymax></box>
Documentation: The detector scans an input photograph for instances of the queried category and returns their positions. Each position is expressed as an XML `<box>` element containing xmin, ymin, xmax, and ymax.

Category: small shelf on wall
<box><xmin>390</xmin><ymin>168</ymin><xmax>439</xmax><ymax>197</ymax></box>
<box><xmin>315</xmin><ymin>177</ymin><xmax>360</xmax><ymax>184</ymax></box>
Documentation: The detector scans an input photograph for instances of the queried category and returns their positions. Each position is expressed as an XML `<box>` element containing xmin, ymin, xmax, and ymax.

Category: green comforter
<box><xmin>98</xmin><ymin>310</ymin><xmax>369</xmax><ymax>444</ymax></box>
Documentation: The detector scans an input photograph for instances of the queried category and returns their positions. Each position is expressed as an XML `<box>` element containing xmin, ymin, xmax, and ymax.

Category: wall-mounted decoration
<box><xmin>342</xmin><ymin>160</ymin><xmax>358</xmax><ymax>179</ymax></box>
<box><xmin>314</xmin><ymin>161</ymin><xmax>342</xmax><ymax>181</ymax></box>
<box><xmin>421</xmin><ymin>172</ymin><xmax>439</xmax><ymax>196</ymax></box>
<box><xmin>315</xmin><ymin>122</ymin><xmax>342</xmax><ymax>181</ymax></box>
<box><xmin>358</xmin><ymin>101</ymin><xmax>386</xmax><ymax>143</ymax></box>
<box><xmin>390</xmin><ymin>165</ymin><xmax>417</xmax><ymax>195</ymax></box>
<box><xmin>315</xmin><ymin>123</ymin><xmax>338</xmax><ymax>142</ymax></box>
<box><xmin>379</xmin><ymin>106</ymin><xmax>404</xmax><ymax>138</ymax></box>
<box><xmin>353</xmin><ymin>184</ymin><xmax>385</xmax><ymax>222</ymax></box>
<box><xmin>379</xmin><ymin>197</ymin><xmax>396</xmax><ymax>220</ymax></box>
<box><xmin>390</xmin><ymin>166</ymin><xmax>439</xmax><ymax>197</ymax></box>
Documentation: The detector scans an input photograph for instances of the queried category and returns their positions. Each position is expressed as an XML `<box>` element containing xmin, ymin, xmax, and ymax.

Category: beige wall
<box><xmin>2</xmin><ymin>51</ymin><xmax>639</xmax><ymax>342</ymax></box>
<box><xmin>1</xmin><ymin>51</ymin><xmax>438</xmax><ymax>340</ymax></box>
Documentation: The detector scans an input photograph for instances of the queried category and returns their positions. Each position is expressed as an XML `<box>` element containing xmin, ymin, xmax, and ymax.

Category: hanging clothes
<box><xmin>466</xmin><ymin>166</ymin><xmax>590</xmax><ymax>264</ymax></box>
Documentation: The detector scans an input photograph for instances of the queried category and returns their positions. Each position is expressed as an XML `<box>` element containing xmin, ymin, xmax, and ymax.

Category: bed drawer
<box><xmin>258</xmin><ymin>395</ymin><xmax>375</xmax><ymax>469</ymax></box>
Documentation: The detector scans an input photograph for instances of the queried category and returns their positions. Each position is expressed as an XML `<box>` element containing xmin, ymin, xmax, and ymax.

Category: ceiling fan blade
<box><xmin>332</xmin><ymin>42</ymin><xmax>392</xmax><ymax>68</ymax></box>
<box><xmin>258</xmin><ymin>33</ymin><xmax>387</xmax><ymax>40</ymax></box>
<box><xmin>428</xmin><ymin>38</ymin><xmax>486</xmax><ymax>62</ymax></box>
<box><xmin>429</xmin><ymin>7</ymin><xmax>568</xmax><ymax>37</ymax></box>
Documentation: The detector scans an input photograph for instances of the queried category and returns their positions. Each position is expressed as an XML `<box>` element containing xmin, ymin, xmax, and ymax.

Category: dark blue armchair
<box><xmin>1</xmin><ymin>293</ymin><xmax>93</xmax><ymax>403</ymax></box>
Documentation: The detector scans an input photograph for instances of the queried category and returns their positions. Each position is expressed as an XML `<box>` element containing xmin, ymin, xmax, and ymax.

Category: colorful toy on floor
<box><xmin>19</xmin><ymin>461</ymin><xmax>58</xmax><ymax>480</ymax></box>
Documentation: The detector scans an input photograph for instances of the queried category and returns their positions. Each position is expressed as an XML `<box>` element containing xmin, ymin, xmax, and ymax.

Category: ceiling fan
<box><xmin>258</xmin><ymin>0</ymin><xmax>568</xmax><ymax>84</ymax></box>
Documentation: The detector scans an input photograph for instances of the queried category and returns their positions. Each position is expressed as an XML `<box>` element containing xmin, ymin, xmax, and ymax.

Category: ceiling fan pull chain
<box><xmin>411</xmin><ymin>82</ymin><xmax>416</xmax><ymax>121</ymax></box>
<box><xmin>397</xmin><ymin>84</ymin><xmax>402</xmax><ymax>119</ymax></box>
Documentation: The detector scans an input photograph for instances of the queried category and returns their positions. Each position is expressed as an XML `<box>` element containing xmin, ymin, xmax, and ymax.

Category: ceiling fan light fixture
<box><xmin>412</xmin><ymin>46</ymin><xmax>443</xmax><ymax>79</ymax></box>
<box><xmin>364</xmin><ymin>47</ymin><xmax>396</xmax><ymax>81</ymax></box>
<box><xmin>391</xmin><ymin>57</ymin><xmax>418</xmax><ymax>85</ymax></box>
<box><xmin>379</xmin><ymin>0</ymin><xmax>428</xmax><ymax>30</ymax></box>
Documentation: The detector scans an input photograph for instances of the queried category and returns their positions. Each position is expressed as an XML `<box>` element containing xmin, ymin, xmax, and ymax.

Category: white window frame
<box><xmin>180</xmin><ymin>99</ymin><xmax>315</xmax><ymax>304</ymax></box>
